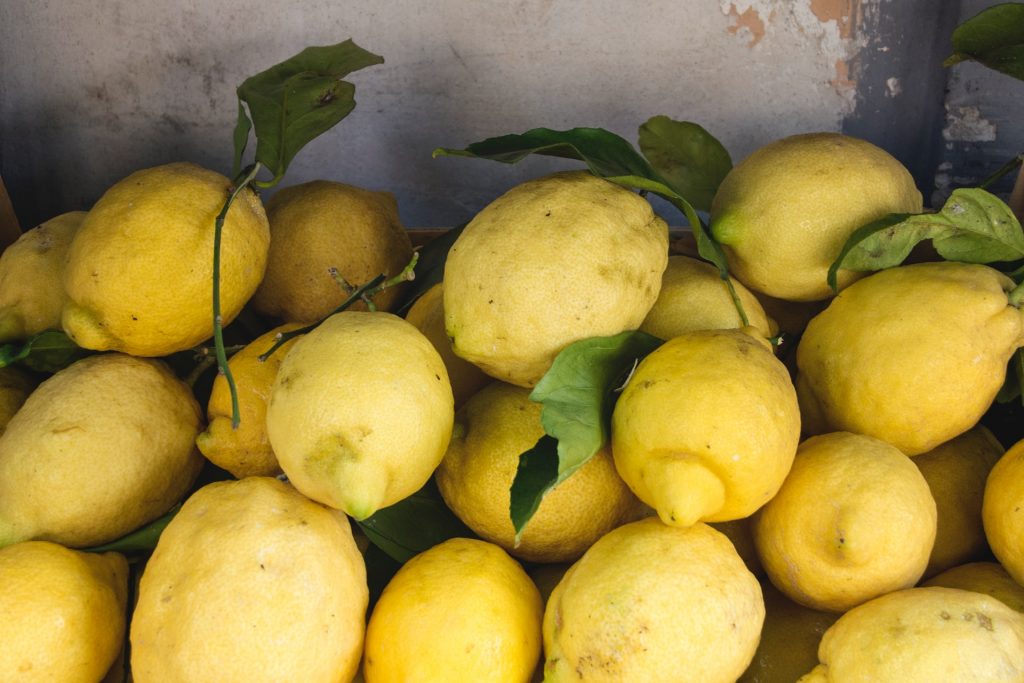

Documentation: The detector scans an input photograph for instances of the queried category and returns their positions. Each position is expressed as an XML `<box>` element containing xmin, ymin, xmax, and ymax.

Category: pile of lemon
<box><xmin>0</xmin><ymin>134</ymin><xmax>1023</xmax><ymax>683</ymax></box>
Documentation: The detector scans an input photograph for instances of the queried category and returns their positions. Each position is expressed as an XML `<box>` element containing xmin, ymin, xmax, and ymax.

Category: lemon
<box><xmin>798</xmin><ymin>587</ymin><xmax>1024</xmax><ymax>682</ymax></box>
<box><xmin>0</xmin><ymin>541</ymin><xmax>127</xmax><ymax>682</ymax></box>
<box><xmin>252</xmin><ymin>180</ymin><xmax>413</xmax><ymax>323</ymax></box>
<box><xmin>543</xmin><ymin>517</ymin><xmax>763</xmax><ymax>682</ymax></box>
<box><xmin>131</xmin><ymin>476</ymin><xmax>368</xmax><ymax>683</ymax></box>
<box><xmin>0</xmin><ymin>211</ymin><xmax>84</xmax><ymax>342</ymax></box>
<box><xmin>925</xmin><ymin>562</ymin><xmax>1024</xmax><ymax>613</ymax></box>
<box><xmin>404</xmin><ymin>282</ymin><xmax>490</xmax><ymax>407</ymax></box>
<box><xmin>0</xmin><ymin>353</ymin><xmax>202</xmax><ymax>549</ymax></box>
<box><xmin>0</xmin><ymin>366</ymin><xmax>35</xmax><ymax>435</ymax></box>
<box><xmin>196</xmin><ymin>323</ymin><xmax>302</xmax><ymax>478</ymax></box>
<box><xmin>639</xmin><ymin>254</ymin><xmax>776</xmax><ymax>340</ymax></box>
<box><xmin>710</xmin><ymin>132</ymin><xmax>922</xmax><ymax>301</ymax></box>
<box><xmin>754</xmin><ymin>432</ymin><xmax>937</xmax><ymax>612</ymax></box>
<box><xmin>62</xmin><ymin>162</ymin><xmax>269</xmax><ymax>357</ymax></box>
<box><xmin>797</xmin><ymin>262</ymin><xmax>1024</xmax><ymax>455</ymax></box>
<box><xmin>266</xmin><ymin>311</ymin><xmax>453</xmax><ymax>519</ymax></box>
<box><xmin>984</xmin><ymin>438</ymin><xmax>1024</xmax><ymax>586</ymax></box>
<box><xmin>444</xmin><ymin>171</ymin><xmax>668</xmax><ymax>387</ymax></box>
<box><xmin>364</xmin><ymin>537</ymin><xmax>542</xmax><ymax>682</ymax></box>
<box><xmin>611</xmin><ymin>328</ymin><xmax>800</xmax><ymax>527</ymax></box>
<box><xmin>914</xmin><ymin>426</ymin><xmax>1004</xmax><ymax>577</ymax></box>
<box><xmin>739</xmin><ymin>580</ymin><xmax>839</xmax><ymax>683</ymax></box>
<box><xmin>436</xmin><ymin>381</ymin><xmax>637</xmax><ymax>563</ymax></box>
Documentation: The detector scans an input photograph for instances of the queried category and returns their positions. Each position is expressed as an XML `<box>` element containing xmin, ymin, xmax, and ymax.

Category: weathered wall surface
<box><xmin>0</xmin><ymin>0</ymin><xmax>1007</xmax><ymax>228</ymax></box>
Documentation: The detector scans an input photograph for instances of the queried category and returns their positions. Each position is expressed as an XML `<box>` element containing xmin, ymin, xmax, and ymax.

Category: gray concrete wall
<box><xmin>0</xmin><ymin>0</ymin><xmax>1014</xmax><ymax>229</ymax></box>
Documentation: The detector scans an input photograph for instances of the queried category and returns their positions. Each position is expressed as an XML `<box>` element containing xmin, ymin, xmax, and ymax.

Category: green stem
<box><xmin>258</xmin><ymin>252</ymin><xmax>420</xmax><ymax>362</ymax></box>
<box><xmin>979</xmin><ymin>153</ymin><xmax>1024</xmax><ymax>190</ymax></box>
<box><xmin>1009</xmin><ymin>280</ymin><xmax>1024</xmax><ymax>308</ymax></box>
<box><xmin>214</xmin><ymin>162</ymin><xmax>261</xmax><ymax>429</ymax></box>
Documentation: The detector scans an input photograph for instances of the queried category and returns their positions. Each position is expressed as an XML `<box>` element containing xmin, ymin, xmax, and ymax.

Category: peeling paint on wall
<box><xmin>724</xmin><ymin>3</ymin><xmax>768</xmax><ymax>47</ymax></box>
<box><xmin>942</xmin><ymin>106</ymin><xmax>997</xmax><ymax>143</ymax></box>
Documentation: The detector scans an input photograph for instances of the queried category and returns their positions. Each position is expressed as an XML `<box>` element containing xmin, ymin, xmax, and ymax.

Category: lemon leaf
<box><xmin>231</xmin><ymin>101</ymin><xmax>252</xmax><ymax>179</ymax></box>
<box><xmin>85</xmin><ymin>504</ymin><xmax>180</xmax><ymax>554</ymax></box>
<box><xmin>828</xmin><ymin>188</ymin><xmax>1024</xmax><ymax>291</ymax></box>
<box><xmin>638</xmin><ymin>116</ymin><xmax>732</xmax><ymax>212</ymax></box>
<box><xmin>945</xmin><ymin>3</ymin><xmax>1024</xmax><ymax>81</ymax></box>
<box><xmin>0</xmin><ymin>330</ymin><xmax>90</xmax><ymax>374</ymax></box>
<box><xmin>509</xmin><ymin>331</ymin><xmax>663</xmax><ymax>538</ymax></box>
<box><xmin>395</xmin><ymin>223</ymin><xmax>467</xmax><ymax>315</ymax></box>
<box><xmin>996</xmin><ymin>349</ymin><xmax>1024</xmax><ymax>405</ymax></box>
<box><xmin>236</xmin><ymin>40</ymin><xmax>383</xmax><ymax>185</ymax></box>
<box><xmin>358</xmin><ymin>480</ymin><xmax>475</xmax><ymax>564</ymax></box>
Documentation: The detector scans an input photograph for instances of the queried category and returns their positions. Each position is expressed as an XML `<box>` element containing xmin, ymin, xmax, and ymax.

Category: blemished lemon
<box><xmin>611</xmin><ymin>328</ymin><xmax>800</xmax><ymax>527</ymax></box>
<box><xmin>196</xmin><ymin>323</ymin><xmax>302</xmax><ymax>478</ymax></box>
<box><xmin>131</xmin><ymin>477</ymin><xmax>368</xmax><ymax>683</ymax></box>
<box><xmin>739</xmin><ymin>580</ymin><xmax>838</xmax><ymax>683</ymax></box>
<box><xmin>0</xmin><ymin>541</ymin><xmax>127</xmax><ymax>683</ymax></box>
<box><xmin>266</xmin><ymin>311</ymin><xmax>453</xmax><ymax>520</ymax></box>
<box><xmin>797</xmin><ymin>587</ymin><xmax>1024</xmax><ymax>681</ymax></box>
<box><xmin>710</xmin><ymin>132</ymin><xmax>922</xmax><ymax>301</ymax></box>
<box><xmin>639</xmin><ymin>254</ymin><xmax>776</xmax><ymax>341</ymax></box>
<box><xmin>363</xmin><ymin>537</ymin><xmax>542</xmax><ymax>683</ymax></box>
<box><xmin>914</xmin><ymin>426</ymin><xmax>1003</xmax><ymax>577</ymax></box>
<box><xmin>797</xmin><ymin>262</ymin><xmax>1024</xmax><ymax>455</ymax></box>
<box><xmin>404</xmin><ymin>282</ymin><xmax>490</xmax><ymax>407</ymax></box>
<box><xmin>0</xmin><ymin>353</ymin><xmax>203</xmax><ymax>549</ymax></box>
<box><xmin>436</xmin><ymin>381</ymin><xmax>637</xmax><ymax>563</ymax></box>
<box><xmin>61</xmin><ymin>162</ymin><xmax>269</xmax><ymax>356</ymax></box>
<box><xmin>0</xmin><ymin>211</ymin><xmax>84</xmax><ymax>342</ymax></box>
<box><xmin>444</xmin><ymin>170</ymin><xmax>668</xmax><ymax>387</ymax></box>
<box><xmin>984</xmin><ymin>438</ymin><xmax>1024</xmax><ymax>586</ymax></box>
<box><xmin>754</xmin><ymin>432</ymin><xmax>937</xmax><ymax>612</ymax></box>
<box><xmin>543</xmin><ymin>517</ymin><xmax>764</xmax><ymax>682</ymax></box>
<box><xmin>924</xmin><ymin>562</ymin><xmax>1024</xmax><ymax>613</ymax></box>
<box><xmin>252</xmin><ymin>180</ymin><xmax>413</xmax><ymax>323</ymax></box>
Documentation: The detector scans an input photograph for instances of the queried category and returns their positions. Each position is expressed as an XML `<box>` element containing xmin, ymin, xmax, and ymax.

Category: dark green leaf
<box><xmin>945</xmin><ymin>3</ymin><xmax>1024</xmax><ymax>80</ymax></box>
<box><xmin>237</xmin><ymin>40</ymin><xmax>384</xmax><ymax>184</ymax></box>
<box><xmin>997</xmin><ymin>349</ymin><xmax>1024</xmax><ymax>405</ymax></box>
<box><xmin>357</xmin><ymin>480</ymin><xmax>474</xmax><ymax>563</ymax></box>
<box><xmin>509</xmin><ymin>331</ymin><xmax>663</xmax><ymax>537</ymax></box>
<box><xmin>829</xmin><ymin>188</ymin><xmax>1024</xmax><ymax>291</ymax></box>
<box><xmin>232</xmin><ymin>102</ymin><xmax>253</xmax><ymax>179</ymax></box>
<box><xmin>638</xmin><ymin>116</ymin><xmax>732</xmax><ymax>212</ymax></box>
<box><xmin>85</xmin><ymin>505</ymin><xmax>180</xmax><ymax>554</ymax></box>
<box><xmin>396</xmin><ymin>223</ymin><xmax>467</xmax><ymax>315</ymax></box>
<box><xmin>0</xmin><ymin>330</ymin><xmax>91</xmax><ymax>374</ymax></box>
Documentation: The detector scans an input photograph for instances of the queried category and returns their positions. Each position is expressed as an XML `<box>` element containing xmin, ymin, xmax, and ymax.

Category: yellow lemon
<box><xmin>266</xmin><ymin>311</ymin><xmax>453</xmax><ymax>519</ymax></box>
<box><xmin>543</xmin><ymin>517</ymin><xmax>764</xmax><ymax>682</ymax></box>
<box><xmin>0</xmin><ymin>541</ymin><xmax>127</xmax><ymax>682</ymax></box>
<box><xmin>984</xmin><ymin>438</ymin><xmax>1024</xmax><ymax>585</ymax></box>
<box><xmin>131</xmin><ymin>476</ymin><xmax>368</xmax><ymax>683</ymax></box>
<box><xmin>639</xmin><ymin>254</ymin><xmax>776</xmax><ymax>340</ymax></box>
<box><xmin>444</xmin><ymin>171</ymin><xmax>668</xmax><ymax>387</ymax></box>
<box><xmin>436</xmin><ymin>381</ymin><xmax>637</xmax><ymax>563</ymax></box>
<box><xmin>611</xmin><ymin>328</ymin><xmax>800</xmax><ymax>527</ymax></box>
<box><xmin>62</xmin><ymin>162</ymin><xmax>269</xmax><ymax>356</ymax></box>
<box><xmin>739</xmin><ymin>580</ymin><xmax>839</xmax><ymax>683</ymax></box>
<box><xmin>0</xmin><ymin>353</ymin><xmax>202</xmax><ymax>548</ymax></box>
<box><xmin>797</xmin><ymin>262</ymin><xmax>1024</xmax><ymax>455</ymax></box>
<box><xmin>754</xmin><ymin>432</ymin><xmax>937</xmax><ymax>612</ymax></box>
<box><xmin>925</xmin><ymin>562</ymin><xmax>1024</xmax><ymax>613</ymax></box>
<box><xmin>252</xmin><ymin>180</ymin><xmax>413</xmax><ymax>323</ymax></box>
<box><xmin>196</xmin><ymin>323</ymin><xmax>302</xmax><ymax>478</ymax></box>
<box><xmin>364</xmin><ymin>537</ymin><xmax>542</xmax><ymax>683</ymax></box>
<box><xmin>404</xmin><ymin>282</ymin><xmax>490</xmax><ymax>407</ymax></box>
<box><xmin>914</xmin><ymin>426</ymin><xmax>1004</xmax><ymax>577</ymax></box>
<box><xmin>710</xmin><ymin>132</ymin><xmax>922</xmax><ymax>301</ymax></box>
<box><xmin>798</xmin><ymin>587</ymin><xmax>1024</xmax><ymax>682</ymax></box>
<box><xmin>0</xmin><ymin>211</ymin><xmax>84</xmax><ymax>342</ymax></box>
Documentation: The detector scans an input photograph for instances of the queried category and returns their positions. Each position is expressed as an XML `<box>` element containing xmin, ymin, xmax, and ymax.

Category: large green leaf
<box><xmin>945</xmin><ymin>3</ymin><xmax>1024</xmax><ymax>81</ymax></box>
<box><xmin>237</xmin><ymin>40</ymin><xmax>384</xmax><ymax>184</ymax></box>
<box><xmin>509</xmin><ymin>331</ymin><xmax>663</xmax><ymax>538</ymax></box>
<box><xmin>434</xmin><ymin>126</ymin><xmax>749</xmax><ymax>325</ymax></box>
<box><xmin>638</xmin><ymin>116</ymin><xmax>732</xmax><ymax>212</ymax></box>
<box><xmin>0</xmin><ymin>330</ymin><xmax>91</xmax><ymax>374</ymax></box>
<box><xmin>357</xmin><ymin>480</ymin><xmax>475</xmax><ymax>563</ymax></box>
<box><xmin>828</xmin><ymin>188</ymin><xmax>1024</xmax><ymax>291</ymax></box>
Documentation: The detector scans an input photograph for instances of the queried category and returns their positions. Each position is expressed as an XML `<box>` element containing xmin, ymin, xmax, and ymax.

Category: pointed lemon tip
<box><xmin>61</xmin><ymin>302</ymin><xmax>118</xmax><ymax>352</ymax></box>
<box><xmin>643</xmin><ymin>455</ymin><xmax>726</xmax><ymax>528</ymax></box>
